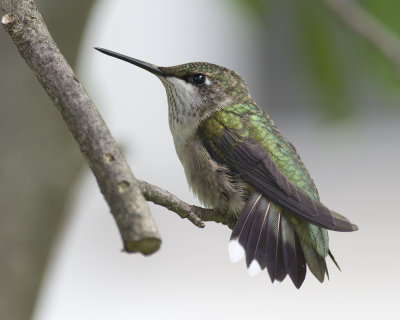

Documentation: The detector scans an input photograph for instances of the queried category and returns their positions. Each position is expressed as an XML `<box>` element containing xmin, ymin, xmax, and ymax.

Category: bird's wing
<box><xmin>201</xmin><ymin>127</ymin><xmax>358</xmax><ymax>232</ymax></box>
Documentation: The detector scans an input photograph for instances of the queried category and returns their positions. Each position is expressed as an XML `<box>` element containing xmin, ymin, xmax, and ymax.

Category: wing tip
<box><xmin>331</xmin><ymin>211</ymin><xmax>359</xmax><ymax>232</ymax></box>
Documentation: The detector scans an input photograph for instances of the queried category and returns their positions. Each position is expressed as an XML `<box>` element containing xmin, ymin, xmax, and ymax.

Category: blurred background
<box><xmin>1</xmin><ymin>0</ymin><xmax>399</xmax><ymax>319</ymax></box>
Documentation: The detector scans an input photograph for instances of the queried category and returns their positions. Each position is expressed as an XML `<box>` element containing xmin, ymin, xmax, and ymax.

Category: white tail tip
<box><xmin>228</xmin><ymin>239</ymin><xmax>245</xmax><ymax>263</ymax></box>
<box><xmin>248</xmin><ymin>260</ymin><xmax>262</xmax><ymax>277</ymax></box>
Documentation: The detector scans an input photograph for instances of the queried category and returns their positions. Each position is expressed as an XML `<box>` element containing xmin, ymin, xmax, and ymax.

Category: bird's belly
<box><xmin>175</xmin><ymin>136</ymin><xmax>247</xmax><ymax>216</ymax></box>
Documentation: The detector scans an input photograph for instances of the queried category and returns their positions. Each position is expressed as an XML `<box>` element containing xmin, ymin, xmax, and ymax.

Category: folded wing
<box><xmin>203</xmin><ymin>128</ymin><xmax>358</xmax><ymax>232</ymax></box>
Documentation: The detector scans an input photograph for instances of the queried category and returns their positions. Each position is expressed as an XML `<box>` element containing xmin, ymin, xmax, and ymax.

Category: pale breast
<box><xmin>174</xmin><ymin>135</ymin><xmax>247</xmax><ymax>216</ymax></box>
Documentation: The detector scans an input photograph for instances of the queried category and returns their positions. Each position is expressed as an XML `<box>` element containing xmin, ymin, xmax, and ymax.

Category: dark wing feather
<box><xmin>209</xmin><ymin>129</ymin><xmax>358</xmax><ymax>232</ymax></box>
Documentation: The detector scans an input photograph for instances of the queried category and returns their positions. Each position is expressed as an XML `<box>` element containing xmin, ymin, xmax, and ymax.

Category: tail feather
<box><xmin>265</xmin><ymin>206</ymin><xmax>287</xmax><ymax>283</ymax></box>
<box><xmin>328</xmin><ymin>250</ymin><xmax>341</xmax><ymax>271</ymax></box>
<box><xmin>281</xmin><ymin>214</ymin><xmax>307</xmax><ymax>288</ymax></box>
<box><xmin>245</xmin><ymin>198</ymin><xmax>269</xmax><ymax>271</ymax></box>
<box><xmin>253</xmin><ymin>203</ymin><xmax>270</xmax><ymax>270</ymax></box>
<box><xmin>300</xmin><ymin>241</ymin><xmax>327</xmax><ymax>282</ymax></box>
<box><xmin>230</xmin><ymin>193</ymin><xmax>261</xmax><ymax>243</ymax></box>
<box><xmin>229</xmin><ymin>192</ymin><xmax>334</xmax><ymax>288</ymax></box>
<box><xmin>229</xmin><ymin>193</ymin><xmax>261</xmax><ymax>264</ymax></box>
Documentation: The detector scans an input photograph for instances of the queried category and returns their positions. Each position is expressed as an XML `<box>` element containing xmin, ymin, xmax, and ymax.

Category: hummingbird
<box><xmin>95</xmin><ymin>47</ymin><xmax>358</xmax><ymax>289</ymax></box>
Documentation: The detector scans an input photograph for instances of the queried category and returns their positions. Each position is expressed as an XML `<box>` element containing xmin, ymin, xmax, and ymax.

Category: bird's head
<box><xmin>95</xmin><ymin>48</ymin><xmax>252</xmax><ymax>138</ymax></box>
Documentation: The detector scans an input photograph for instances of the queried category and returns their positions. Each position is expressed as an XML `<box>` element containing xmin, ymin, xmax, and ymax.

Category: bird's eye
<box><xmin>192</xmin><ymin>73</ymin><xmax>206</xmax><ymax>85</ymax></box>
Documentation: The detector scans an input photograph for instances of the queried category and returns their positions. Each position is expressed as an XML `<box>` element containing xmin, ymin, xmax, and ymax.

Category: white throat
<box><xmin>162</xmin><ymin>77</ymin><xmax>202</xmax><ymax>150</ymax></box>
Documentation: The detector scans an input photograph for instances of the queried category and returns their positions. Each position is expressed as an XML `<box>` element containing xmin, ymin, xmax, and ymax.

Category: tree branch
<box><xmin>1</xmin><ymin>0</ymin><xmax>233</xmax><ymax>256</ymax></box>
<box><xmin>138</xmin><ymin>180</ymin><xmax>234</xmax><ymax>229</ymax></box>
<box><xmin>322</xmin><ymin>0</ymin><xmax>400</xmax><ymax>73</ymax></box>
<box><xmin>1</xmin><ymin>0</ymin><xmax>162</xmax><ymax>255</ymax></box>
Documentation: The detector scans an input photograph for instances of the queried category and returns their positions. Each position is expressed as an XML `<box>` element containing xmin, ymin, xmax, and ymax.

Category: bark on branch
<box><xmin>1</xmin><ymin>0</ymin><xmax>232</xmax><ymax>255</ymax></box>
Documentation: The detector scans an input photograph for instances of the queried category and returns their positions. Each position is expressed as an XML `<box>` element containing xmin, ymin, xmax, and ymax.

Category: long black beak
<box><xmin>95</xmin><ymin>47</ymin><xmax>164</xmax><ymax>77</ymax></box>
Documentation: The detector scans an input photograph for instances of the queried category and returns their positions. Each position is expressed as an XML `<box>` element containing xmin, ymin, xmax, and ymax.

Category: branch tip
<box><xmin>124</xmin><ymin>238</ymin><xmax>161</xmax><ymax>255</ymax></box>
